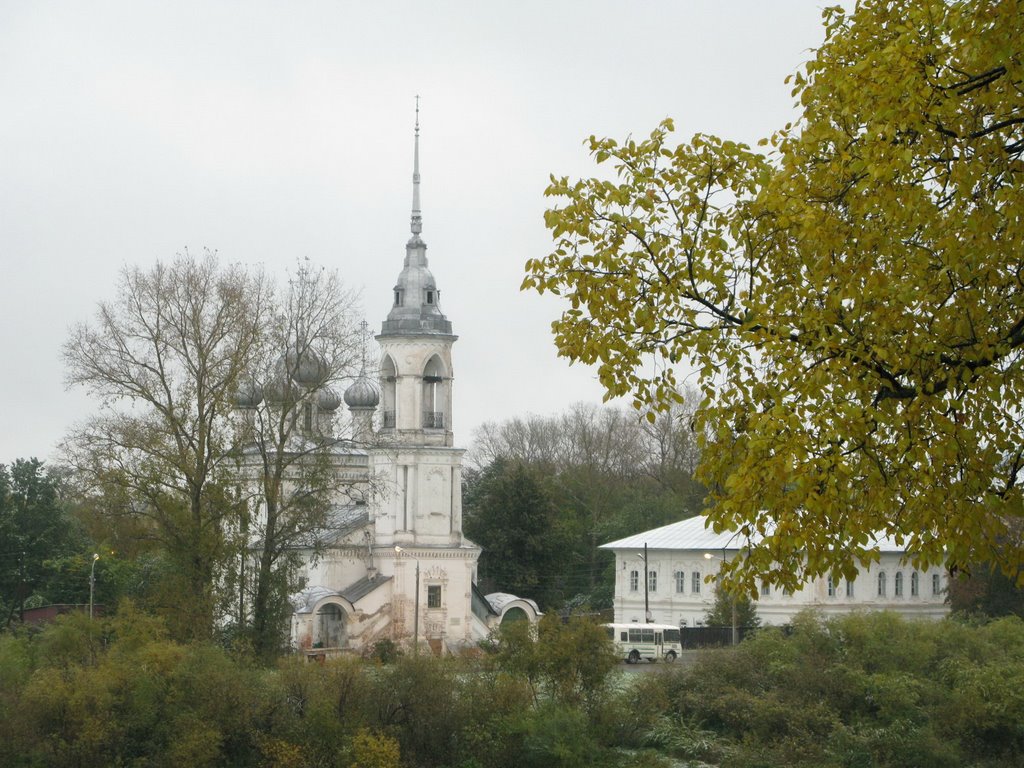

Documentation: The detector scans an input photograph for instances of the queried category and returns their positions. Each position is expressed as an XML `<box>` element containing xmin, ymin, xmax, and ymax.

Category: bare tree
<box><xmin>233</xmin><ymin>261</ymin><xmax>365</xmax><ymax>659</ymax></box>
<box><xmin>63</xmin><ymin>251</ymin><xmax>269</xmax><ymax>639</ymax></box>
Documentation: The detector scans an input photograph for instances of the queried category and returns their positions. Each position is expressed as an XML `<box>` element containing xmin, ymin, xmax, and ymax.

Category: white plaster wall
<box><xmin>612</xmin><ymin>548</ymin><xmax>949</xmax><ymax>627</ymax></box>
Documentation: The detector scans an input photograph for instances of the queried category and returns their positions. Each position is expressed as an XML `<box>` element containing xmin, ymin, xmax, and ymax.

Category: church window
<box><xmin>395</xmin><ymin>290</ymin><xmax>403</xmax><ymax>306</ymax></box>
<box><xmin>877</xmin><ymin>571</ymin><xmax>887</xmax><ymax>597</ymax></box>
<box><xmin>303</xmin><ymin>402</ymin><xmax>313</xmax><ymax>432</ymax></box>
<box><xmin>647</xmin><ymin>570</ymin><xmax>657</xmax><ymax>593</ymax></box>
<box><xmin>426</xmin><ymin>290</ymin><xmax>434</xmax><ymax>304</ymax></box>
<box><xmin>629</xmin><ymin>570</ymin><xmax>639</xmax><ymax>592</ymax></box>
<box><xmin>761</xmin><ymin>581</ymin><xmax>771</xmax><ymax>597</ymax></box>
<box><xmin>675</xmin><ymin>571</ymin><xmax>685</xmax><ymax>593</ymax></box>
<box><xmin>691</xmin><ymin>571</ymin><xmax>701</xmax><ymax>594</ymax></box>
<box><xmin>894</xmin><ymin>571</ymin><xmax>904</xmax><ymax>597</ymax></box>
<box><xmin>932</xmin><ymin>573</ymin><xmax>942</xmax><ymax>596</ymax></box>
<box><xmin>827</xmin><ymin>577</ymin><xmax>836</xmax><ymax>597</ymax></box>
<box><xmin>911</xmin><ymin>571</ymin><xmax>919</xmax><ymax>597</ymax></box>
<box><xmin>427</xmin><ymin>584</ymin><xmax>441</xmax><ymax>608</ymax></box>
<box><xmin>846</xmin><ymin>579</ymin><xmax>855</xmax><ymax>598</ymax></box>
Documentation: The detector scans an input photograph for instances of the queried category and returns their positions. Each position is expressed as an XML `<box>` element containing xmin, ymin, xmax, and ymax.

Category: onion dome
<box><xmin>317</xmin><ymin>386</ymin><xmax>342</xmax><ymax>412</ymax></box>
<box><xmin>344</xmin><ymin>372</ymin><xmax>380</xmax><ymax>409</ymax></box>
<box><xmin>234</xmin><ymin>378</ymin><xmax>264</xmax><ymax>409</ymax></box>
<box><xmin>262</xmin><ymin>369</ymin><xmax>295</xmax><ymax>405</ymax></box>
<box><xmin>286</xmin><ymin>347</ymin><xmax>329</xmax><ymax>388</ymax></box>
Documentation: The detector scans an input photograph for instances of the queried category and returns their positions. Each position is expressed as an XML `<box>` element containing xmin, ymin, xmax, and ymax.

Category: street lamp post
<box><xmin>704</xmin><ymin>549</ymin><xmax>737</xmax><ymax>645</ymax></box>
<box><xmin>394</xmin><ymin>546</ymin><xmax>420</xmax><ymax>655</ymax></box>
<box><xmin>89</xmin><ymin>553</ymin><xmax>100</xmax><ymax>620</ymax></box>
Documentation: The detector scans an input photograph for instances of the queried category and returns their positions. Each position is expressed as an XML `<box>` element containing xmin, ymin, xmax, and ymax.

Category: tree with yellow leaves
<box><xmin>524</xmin><ymin>0</ymin><xmax>1024</xmax><ymax>593</ymax></box>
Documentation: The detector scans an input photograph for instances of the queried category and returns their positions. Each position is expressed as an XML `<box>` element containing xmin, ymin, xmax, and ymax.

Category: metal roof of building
<box><xmin>600</xmin><ymin>514</ymin><xmax>908</xmax><ymax>553</ymax></box>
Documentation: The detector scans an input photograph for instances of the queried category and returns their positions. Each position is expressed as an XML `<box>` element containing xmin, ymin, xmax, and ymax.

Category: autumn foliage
<box><xmin>524</xmin><ymin>0</ymin><xmax>1024</xmax><ymax>592</ymax></box>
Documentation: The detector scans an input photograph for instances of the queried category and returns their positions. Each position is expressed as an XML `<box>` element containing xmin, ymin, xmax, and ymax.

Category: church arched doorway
<box><xmin>500</xmin><ymin>607</ymin><xmax>529</xmax><ymax>626</ymax></box>
<box><xmin>316</xmin><ymin>603</ymin><xmax>347</xmax><ymax>649</ymax></box>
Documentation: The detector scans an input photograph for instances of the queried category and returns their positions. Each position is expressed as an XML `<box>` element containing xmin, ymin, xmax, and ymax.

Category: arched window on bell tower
<box><xmin>422</xmin><ymin>355</ymin><xmax>447</xmax><ymax>430</ymax></box>
<box><xmin>381</xmin><ymin>354</ymin><xmax>397</xmax><ymax>429</ymax></box>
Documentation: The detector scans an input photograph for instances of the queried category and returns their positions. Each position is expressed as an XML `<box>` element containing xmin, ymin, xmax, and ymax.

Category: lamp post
<box><xmin>89</xmin><ymin>553</ymin><xmax>100</xmax><ymax>620</ymax></box>
<box><xmin>394</xmin><ymin>546</ymin><xmax>420</xmax><ymax>655</ymax></box>
<box><xmin>704</xmin><ymin>549</ymin><xmax>737</xmax><ymax>645</ymax></box>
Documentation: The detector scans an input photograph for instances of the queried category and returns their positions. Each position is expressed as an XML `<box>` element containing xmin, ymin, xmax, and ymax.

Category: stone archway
<box><xmin>315</xmin><ymin>602</ymin><xmax>347</xmax><ymax>649</ymax></box>
<box><xmin>500</xmin><ymin>606</ymin><xmax>529</xmax><ymax>626</ymax></box>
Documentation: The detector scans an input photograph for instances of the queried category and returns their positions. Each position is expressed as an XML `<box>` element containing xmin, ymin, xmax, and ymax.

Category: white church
<box><xmin>240</xmin><ymin>113</ymin><xmax>539</xmax><ymax>657</ymax></box>
<box><xmin>601</xmin><ymin>515</ymin><xmax>949</xmax><ymax>628</ymax></box>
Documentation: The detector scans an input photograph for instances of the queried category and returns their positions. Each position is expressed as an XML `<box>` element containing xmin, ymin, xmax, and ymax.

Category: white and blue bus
<box><xmin>604</xmin><ymin>623</ymin><xmax>683</xmax><ymax>663</ymax></box>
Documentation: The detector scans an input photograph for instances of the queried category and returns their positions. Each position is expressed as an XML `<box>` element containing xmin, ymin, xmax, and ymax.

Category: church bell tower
<box><xmin>374</xmin><ymin>100</ymin><xmax>465</xmax><ymax>550</ymax></box>
<box><xmin>377</xmin><ymin>98</ymin><xmax>456</xmax><ymax>449</ymax></box>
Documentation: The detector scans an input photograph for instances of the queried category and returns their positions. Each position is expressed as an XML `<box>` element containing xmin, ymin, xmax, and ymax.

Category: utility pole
<box><xmin>395</xmin><ymin>546</ymin><xmax>420</xmax><ymax>655</ymax></box>
<box><xmin>19</xmin><ymin>551</ymin><xmax>25</xmax><ymax>624</ymax></box>
<box><xmin>643</xmin><ymin>543</ymin><xmax>650</xmax><ymax>623</ymax></box>
<box><xmin>89</xmin><ymin>553</ymin><xmax>99</xmax><ymax>620</ymax></box>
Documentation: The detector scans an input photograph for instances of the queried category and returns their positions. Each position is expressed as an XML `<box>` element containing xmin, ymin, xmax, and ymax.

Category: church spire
<box><xmin>381</xmin><ymin>97</ymin><xmax>452</xmax><ymax>337</ymax></box>
<box><xmin>411</xmin><ymin>95</ymin><xmax>422</xmax><ymax>237</ymax></box>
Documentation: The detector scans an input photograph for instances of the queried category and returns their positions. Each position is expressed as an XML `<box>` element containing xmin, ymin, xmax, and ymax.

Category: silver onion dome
<box><xmin>317</xmin><ymin>386</ymin><xmax>342</xmax><ymax>412</ymax></box>
<box><xmin>344</xmin><ymin>374</ymin><xmax>380</xmax><ymax>409</ymax></box>
<box><xmin>235</xmin><ymin>378</ymin><xmax>264</xmax><ymax>409</ymax></box>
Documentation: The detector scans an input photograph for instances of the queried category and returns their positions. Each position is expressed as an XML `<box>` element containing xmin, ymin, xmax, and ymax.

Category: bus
<box><xmin>604</xmin><ymin>623</ymin><xmax>683</xmax><ymax>663</ymax></box>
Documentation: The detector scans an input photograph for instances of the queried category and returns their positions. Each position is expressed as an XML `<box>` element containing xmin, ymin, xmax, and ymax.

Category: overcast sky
<box><xmin>0</xmin><ymin>1</ymin><xmax>833</xmax><ymax>466</ymax></box>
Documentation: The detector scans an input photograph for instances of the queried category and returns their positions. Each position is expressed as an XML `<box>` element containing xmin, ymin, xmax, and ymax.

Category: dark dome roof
<box><xmin>344</xmin><ymin>374</ymin><xmax>380</xmax><ymax>409</ymax></box>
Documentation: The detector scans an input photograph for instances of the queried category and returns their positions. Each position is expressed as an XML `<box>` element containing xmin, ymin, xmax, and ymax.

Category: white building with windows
<box><xmin>240</xmin><ymin>111</ymin><xmax>539</xmax><ymax>656</ymax></box>
<box><xmin>601</xmin><ymin>515</ymin><xmax>948</xmax><ymax>627</ymax></box>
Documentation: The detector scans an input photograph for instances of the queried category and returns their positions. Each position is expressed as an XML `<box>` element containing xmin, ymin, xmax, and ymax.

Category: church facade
<box><xmin>245</xmin><ymin>113</ymin><xmax>538</xmax><ymax>657</ymax></box>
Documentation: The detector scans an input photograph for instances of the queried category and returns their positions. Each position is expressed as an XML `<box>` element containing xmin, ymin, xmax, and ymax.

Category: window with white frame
<box><xmin>648</xmin><ymin>570</ymin><xmax>657</xmax><ymax>593</ymax></box>
<box><xmin>911</xmin><ymin>571</ymin><xmax>919</xmax><ymax>597</ymax></box>
<box><xmin>894</xmin><ymin>571</ymin><xmax>904</xmax><ymax>597</ymax></box>
<box><xmin>877</xmin><ymin>571</ymin><xmax>887</xmax><ymax>597</ymax></box>
<box><xmin>691</xmin><ymin>571</ymin><xmax>701</xmax><ymax>594</ymax></box>
<box><xmin>846</xmin><ymin>579</ymin><xmax>855</xmax><ymax>598</ymax></box>
<box><xmin>675</xmin><ymin>571</ymin><xmax>686</xmax><ymax>593</ymax></box>
<box><xmin>629</xmin><ymin>570</ymin><xmax>639</xmax><ymax>592</ymax></box>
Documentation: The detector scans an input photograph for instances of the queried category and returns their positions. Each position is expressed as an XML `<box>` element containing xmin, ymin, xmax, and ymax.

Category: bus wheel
<box><xmin>628</xmin><ymin>650</ymin><xmax>640</xmax><ymax>664</ymax></box>
<box><xmin>665</xmin><ymin>650</ymin><xmax>677</xmax><ymax>662</ymax></box>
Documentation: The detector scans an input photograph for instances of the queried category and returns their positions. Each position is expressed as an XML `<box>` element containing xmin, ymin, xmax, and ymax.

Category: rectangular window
<box><xmin>827</xmin><ymin>577</ymin><xmax>836</xmax><ymax>597</ymax></box>
<box><xmin>627</xmin><ymin>628</ymin><xmax>656</xmax><ymax>644</ymax></box>
<box><xmin>303</xmin><ymin>402</ymin><xmax>313</xmax><ymax>432</ymax></box>
<box><xmin>675</xmin><ymin>571</ymin><xmax>685</xmax><ymax>593</ymax></box>
<box><xmin>846</xmin><ymin>579</ymin><xmax>855</xmax><ymax>598</ymax></box>
<box><xmin>932</xmin><ymin>573</ymin><xmax>941</xmax><ymax>596</ymax></box>
<box><xmin>691</xmin><ymin>571</ymin><xmax>701</xmax><ymax>594</ymax></box>
<box><xmin>648</xmin><ymin>570</ymin><xmax>657</xmax><ymax>593</ymax></box>
<box><xmin>427</xmin><ymin>584</ymin><xmax>441</xmax><ymax>608</ymax></box>
<box><xmin>629</xmin><ymin>570</ymin><xmax>639</xmax><ymax>592</ymax></box>
<box><xmin>761</xmin><ymin>581</ymin><xmax>770</xmax><ymax>597</ymax></box>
